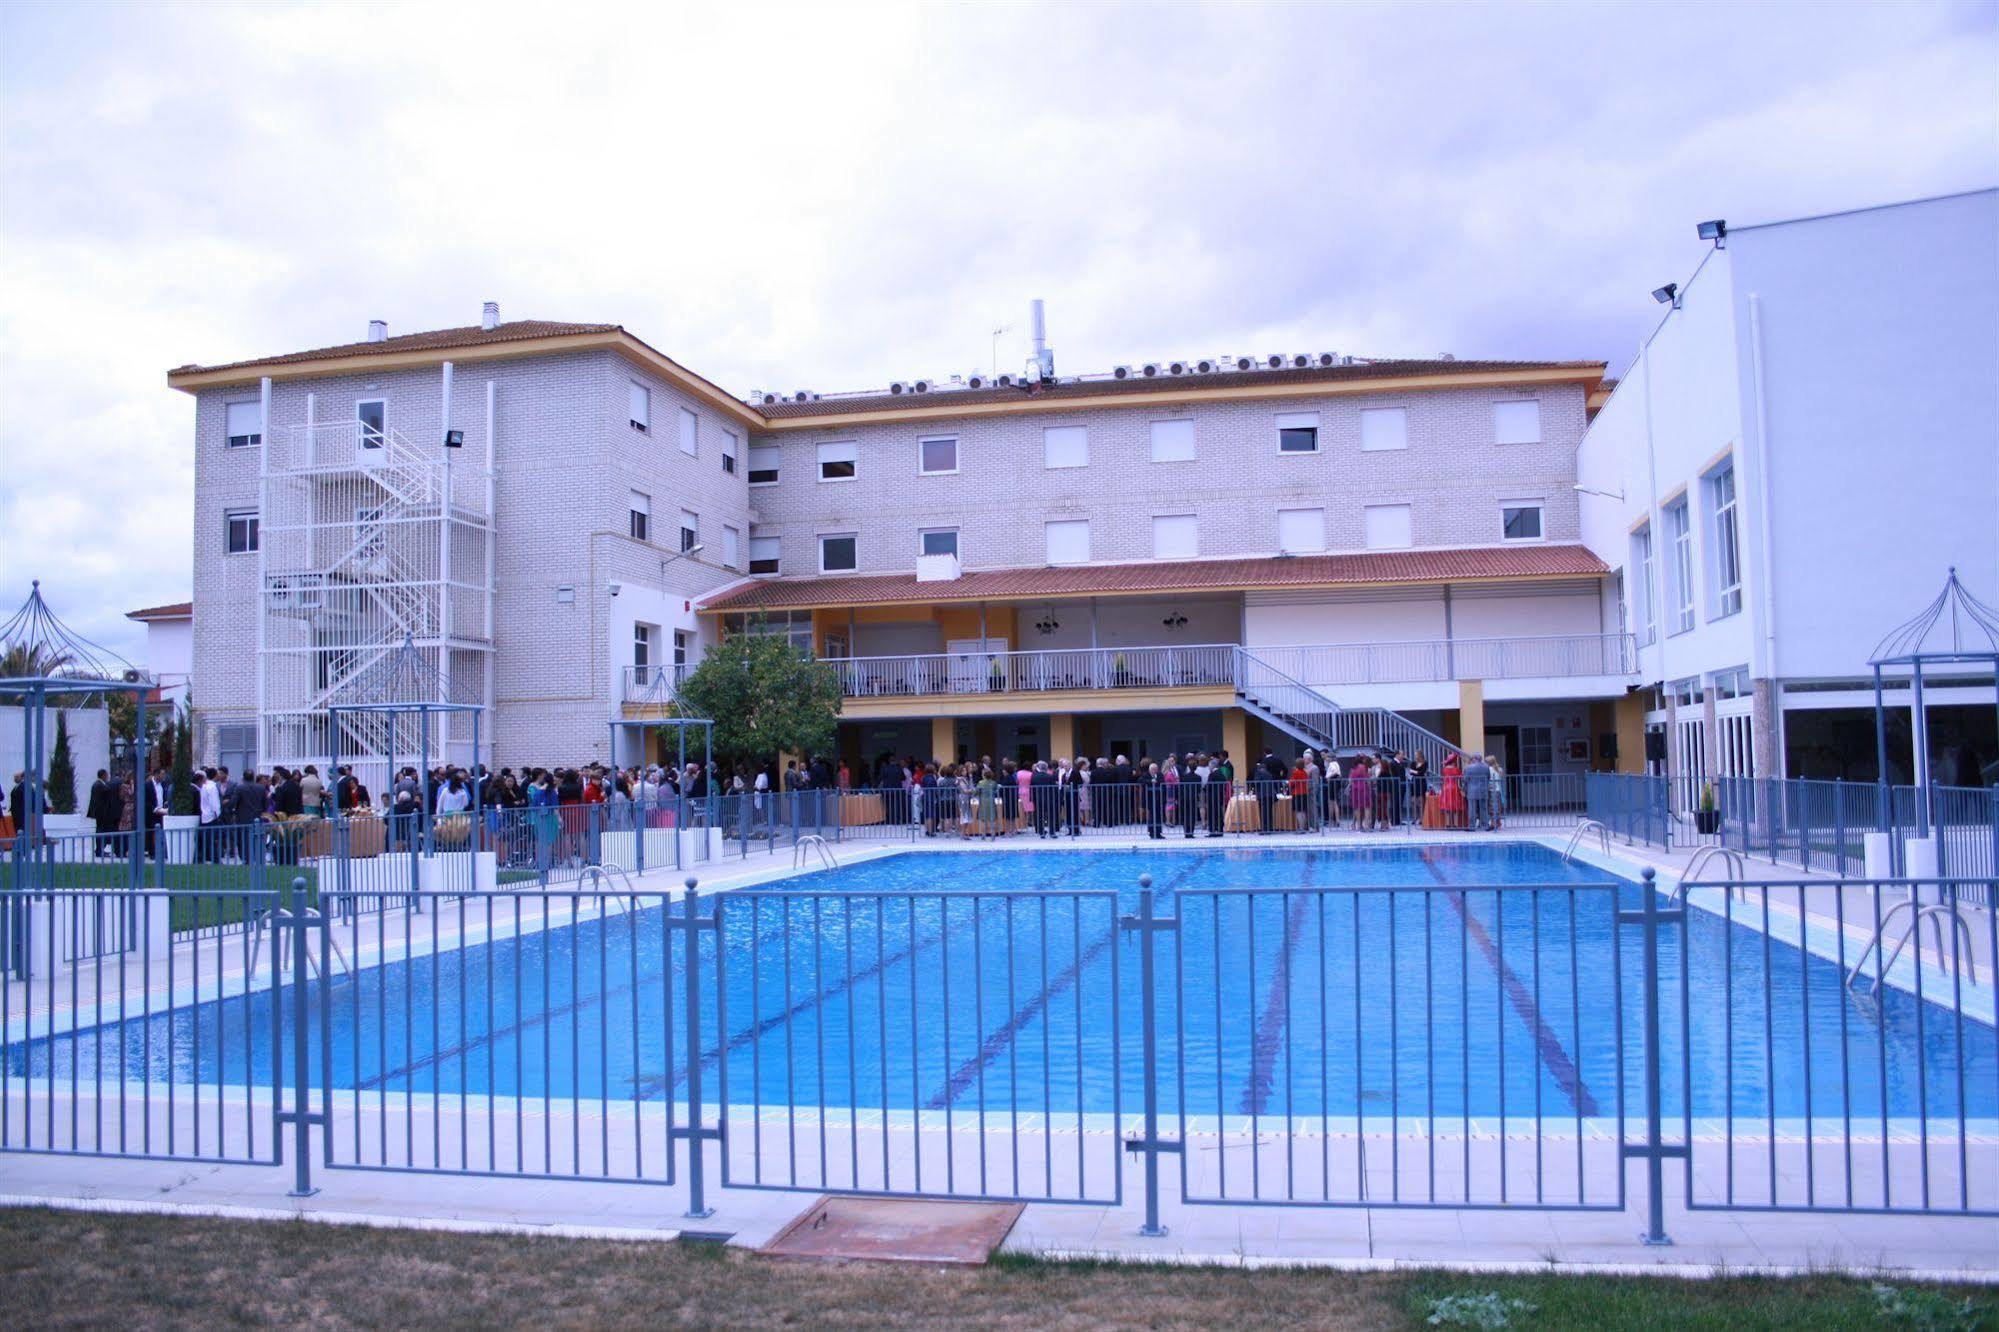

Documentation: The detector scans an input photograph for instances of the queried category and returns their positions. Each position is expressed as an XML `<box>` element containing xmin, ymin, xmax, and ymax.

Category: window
<box><xmin>1666</xmin><ymin>497</ymin><xmax>1695</xmax><ymax>634</ymax></box>
<box><xmin>817</xmin><ymin>440</ymin><xmax>857</xmax><ymax>481</ymax></box>
<box><xmin>678</xmin><ymin>508</ymin><xmax>699</xmax><ymax>553</ymax></box>
<box><xmin>1149</xmin><ymin>419</ymin><xmax>1196</xmax><ymax>463</ymax></box>
<box><xmin>1363</xmin><ymin>504</ymin><xmax>1413</xmax><ymax>550</ymax></box>
<box><xmin>224</xmin><ymin>507</ymin><xmax>259</xmax><ymax>554</ymax></box>
<box><xmin>1706</xmin><ymin>462</ymin><xmax>1742</xmax><ymax>618</ymax></box>
<box><xmin>225</xmin><ymin>401</ymin><xmax>262</xmax><ymax>449</ymax></box>
<box><xmin>1152</xmin><ymin>513</ymin><xmax>1198</xmax><ymax>560</ymax></box>
<box><xmin>357</xmin><ymin>399</ymin><xmax>386</xmax><ymax>449</ymax></box>
<box><xmin>919</xmin><ymin>435</ymin><xmax>958</xmax><ymax>475</ymax></box>
<box><xmin>628</xmin><ymin>490</ymin><xmax>650</xmax><ymax>542</ymax></box>
<box><xmin>748</xmin><ymin>536</ymin><xmax>781</xmax><ymax>575</ymax></box>
<box><xmin>1632</xmin><ymin>522</ymin><xmax>1657</xmax><ymax>646</ymax></box>
<box><xmin>1276</xmin><ymin>411</ymin><xmax>1320</xmax><ymax>454</ymax></box>
<box><xmin>748</xmin><ymin>445</ymin><xmax>780</xmax><ymax>486</ymax></box>
<box><xmin>726</xmin><ymin>609</ymin><xmax>813</xmax><ymax>654</ymax></box>
<box><xmin>633</xmin><ymin>623</ymin><xmax>655</xmax><ymax>669</ymax></box>
<box><xmin>1493</xmin><ymin>399</ymin><xmax>1541</xmax><ymax>445</ymax></box>
<box><xmin>722</xmin><ymin>429</ymin><xmax>738</xmax><ymax>474</ymax></box>
<box><xmin>628</xmin><ymin>382</ymin><xmax>650</xmax><ymax>433</ymax></box>
<box><xmin>1359</xmin><ymin>407</ymin><xmax>1406</xmax><ymax>452</ymax></box>
<box><xmin>919</xmin><ymin>528</ymin><xmax>959</xmax><ymax>558</ymax></box>
<box><xmin>216</xmin><ymin>723</ymin><xmax>256</xmax><ymax>779</ymax></box>
<box><xmin>1276</xmin><ymin>506</ymin><xmax>1325</xmax><ymax>554</ymax></box>
<box><xmin>1043</xmin><ymin>425</ymin><xmax>1088</xmax><ymax>469</ymax></box>
<box><xmin>673</xmin><ymin>629</ymin><xmax>690</xmax><ymax>669</ymax></box>
<box><xmin>722</xmin><ymin>524</ymin><xmax>741</xmax><ymax>570</ymax></box>
<box><xmin>818</xmin><ymin>532</ymin><xmax>858</xmax><ymax>572</ymax></box>
<box><xmin>1501</xmin><ymin>503</ymin><xmax>1544</xmax><ymax>542</ymax></box>
<box><xmin>1045</xmin><ymin>519</ymin><xmax>1090</xmax><ymax>565</ymax></box>
<box><xmin>677</xmin><ymin>407</ymin><xmax>698</xmax><ymax>457</ymax></box>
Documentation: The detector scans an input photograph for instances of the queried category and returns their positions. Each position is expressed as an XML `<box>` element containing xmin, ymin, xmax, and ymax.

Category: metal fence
<box><xmin>4</xmin><ymin>866</ymin><xmax>1993</xmax><ymax>1237</ymax></box>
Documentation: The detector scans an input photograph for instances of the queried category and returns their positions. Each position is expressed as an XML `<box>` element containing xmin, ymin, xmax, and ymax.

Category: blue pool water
<box><xmin>9</xmin><ymin>845</ymin><xmax>1995</xmax><ymax>1125</ymax></box>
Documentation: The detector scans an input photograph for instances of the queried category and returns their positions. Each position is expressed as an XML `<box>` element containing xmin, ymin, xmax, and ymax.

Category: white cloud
<box><xmin>0</xmin><ymin>0</ymin><xmax>1992</xmax><ymax>658</ymax></box>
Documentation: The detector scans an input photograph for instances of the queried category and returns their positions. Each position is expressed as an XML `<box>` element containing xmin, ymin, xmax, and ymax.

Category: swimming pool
<box><xmin>8</xmin><ymin>844</ymin><xmax>1995</xmax><ymax>1132</ymax></box>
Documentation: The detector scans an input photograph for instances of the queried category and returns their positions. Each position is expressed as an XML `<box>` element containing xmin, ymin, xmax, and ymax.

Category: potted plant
<box><xmin>1694</xmin><ymin>780</ymin><xmax>1721</xmax><ymax>835</ymax></box>
<box><xmin>164</xmin><ymin>711</ymin><xmax>202</xmax><ymax>864</ymax></box>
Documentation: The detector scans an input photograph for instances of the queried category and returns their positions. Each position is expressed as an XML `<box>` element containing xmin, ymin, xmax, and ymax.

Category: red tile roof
<box><xmin>700</xmin><ymin>545</ymin><xmax>1608</xmax><ymax>613</ymax></box>
<box><xmin>169</xmin><ymin>321</ymin><xmax>620</xmax><ymax>377</ymax></box>
<box><xmin>758</xmin><ymin>358</ymin><xmax>1604</xmax><ymax>419</ymax></box>
<box><xmin>126</xmin><ymin>601</ymin><xmax>193</xmax><ymax>622</ymax></box>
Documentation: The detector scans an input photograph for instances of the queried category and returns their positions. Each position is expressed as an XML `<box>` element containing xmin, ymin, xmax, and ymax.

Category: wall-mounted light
<box><xmin>1033</xmin><ymin>606</ymin><xmax>1061</xmax><ymax>635</ymax></box>
<box><xmin>1696</xmin><ymin>219</ymin><xmax>1726</xmax><ymax>248</ymax></box>
<box><xmin>1161</xmin><ymin>610</ymin><xmax>1189</xmax><ymax>631</ymax></box>
<box><xmin>1651</xmin><ymin>283</ymin><xmax>1680</xmax><ymax>309</ymax></box>
<box><xmin>443</xmin><ymin>428</ymin><xmax>466</xmax><ymax>448</ymax></box>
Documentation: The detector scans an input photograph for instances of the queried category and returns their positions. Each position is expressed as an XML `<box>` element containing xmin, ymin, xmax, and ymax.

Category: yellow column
<box><xmin>1457</xmin><ymin>680</ymin><xmax>1487</xmax><ymax>757</ymax></box>
<box><xmin>1049</xmin><ymin>713</ymin><xmax>1075</xmax><ymax>762</ymax></box>
<box><xmin>1223</xmin><ymin>708</ymin><xmax>1249</xmax><ymax>765</ymax></box>
<box><xmin>930</xmin><ymin>716</ymin><xmax>954</xmax><ymax>765</ymax></box>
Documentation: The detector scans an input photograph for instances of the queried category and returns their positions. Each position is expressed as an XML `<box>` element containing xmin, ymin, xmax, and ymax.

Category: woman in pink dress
<box><xmin>1015</xmin><ymin>763</ymin><xmax>1034</xmax><ymax>835</ymax></box>
<box><xmin>1349</xmin><ymin>757</ymin><xmax>1374</xmax><ymax>831</ymax></box>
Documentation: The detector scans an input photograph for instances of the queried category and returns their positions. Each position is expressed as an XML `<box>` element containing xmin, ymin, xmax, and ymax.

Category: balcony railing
<box><xmin>622</xmin><ymin>662</ymin><xmax>689</xmax><ymax>703</ymax></box>
<box><xmin>836</xmin><ymin>644</ymin><xmax>1239</xmax><ymax>699</ymax></box>
<box><xmin>1250</xmin><ymin>633</ymin><xmax>1637</xmax><ymax>687</ymax></box>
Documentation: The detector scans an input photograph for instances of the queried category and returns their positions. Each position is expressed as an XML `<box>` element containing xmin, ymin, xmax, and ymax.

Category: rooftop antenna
<box><xmin>990</xmin><ymin>322</ymin><xmax>1011</xmax><ymax>380</ymax></box>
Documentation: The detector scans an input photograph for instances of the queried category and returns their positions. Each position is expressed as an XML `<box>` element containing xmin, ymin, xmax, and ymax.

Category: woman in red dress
<box><xmin>1440</xmin><ymin>753</ymin><xmax>1465</xmax><ymax>829</ymax></box>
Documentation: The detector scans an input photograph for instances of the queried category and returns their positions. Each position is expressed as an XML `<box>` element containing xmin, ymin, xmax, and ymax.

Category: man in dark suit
<box><xmin>1257</xmin><ymin>750</ymin><xmax>1286</xmax><ymax>835</ymax></box>
<box><xmin>226</xmin><ymin>769</ymin><xmax>266</xmax><ymax>864</ymax></box>
<box><xmin>143</xmin><ymin>768</ymin><xmax>168</xmax><ymax>859</ymax></box>
<box><xmin>88</xmin><ymin>769</ymin><xmax>120</xmax><ymax>854</ymax></box>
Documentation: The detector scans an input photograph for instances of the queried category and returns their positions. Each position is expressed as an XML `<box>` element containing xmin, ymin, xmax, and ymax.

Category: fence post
<box><xmin>672</xmin><ymin>878</ymin><xmax>721</xmax><ymax>1219</ymax></box>
<box><xmin>1617</xmin><ymin>867</ymin><xmax>1684</xmax><ymax>1244</ymax></box>
<box><xmin>278</xmin><ymin>878</ymin><xmax>323</xmax><ymax>1197</ymax></box>
<box><xmin>1120</xmin><ymin>875</ymin><xmax>1180</xmax><ymax>1237</ymax></box>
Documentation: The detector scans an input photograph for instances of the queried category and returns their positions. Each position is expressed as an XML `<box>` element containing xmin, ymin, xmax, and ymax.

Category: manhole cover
<box><xmin>761</xmin><ymin>1197</ymin><xmax>1025</xmax><ymax>1264</ymax></box>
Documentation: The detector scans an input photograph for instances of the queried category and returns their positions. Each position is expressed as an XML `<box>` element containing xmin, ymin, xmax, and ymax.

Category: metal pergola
<box><xmin>1869</xmin><ymin>566</ymin><xmax>1999</xmax><ymax>843</ymax></box>
<box><xmin>1</xmin><ymin>581</ymin><xmax>155</xmax><ymax>901</ymax></box>
<box><xmin>328</xmin><ymin>634</ymin><xmax>485</xmax><ymax>893</ymax></box>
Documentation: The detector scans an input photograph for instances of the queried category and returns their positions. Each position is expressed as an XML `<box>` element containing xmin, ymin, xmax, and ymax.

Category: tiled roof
<box><xmin>699</xmin><ymin>545</ymin><xmax>1608</xmax><ymax>613</ymax></box>
<box><xmin>125</xmin><ymin>601</ymin><xmax>193</xmax><ymax>621</ymax></box>
<box><xmin>169</xmin><ymin>321</ymin><xmax>620</xmax><ymax>376</ymax></box>
<box><xmin>757</xmin><ymin>359</ymin><xmax>1604</xmax><ymax>419</ymax></box>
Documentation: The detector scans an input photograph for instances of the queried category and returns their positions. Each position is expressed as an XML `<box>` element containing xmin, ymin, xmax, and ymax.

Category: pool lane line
<box><xmin>1239</xmin><ymin>892</ymin><xmax>1315</xmax><ymax>1117</ymax></box>
<box><xmin>924</xmin><ymin>853</ymin><xmax>1211</xmax><ymax>1112</ymax></box>
<box><xmin>1443</xmin><ymin>891</ymin><xmax>1601</xmax><ymax>1119</ymax></box>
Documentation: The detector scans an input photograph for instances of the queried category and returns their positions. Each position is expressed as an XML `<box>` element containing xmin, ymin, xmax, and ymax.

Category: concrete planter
<box><xmin>164</xmin><ymin>813</ymin><xmax>202</xmax><ymax>864</ymax></box>
<box><xmin>42</xmin><ymin>812</ymin><xmax>91</xmax><ymax>841</ymax></box>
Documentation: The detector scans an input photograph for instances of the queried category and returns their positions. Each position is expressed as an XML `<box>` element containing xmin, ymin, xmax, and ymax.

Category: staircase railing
<box><xmin>1231</xmin><ymin>648</ymin><xmax>1468</xmax><ymax>771</ymax></box>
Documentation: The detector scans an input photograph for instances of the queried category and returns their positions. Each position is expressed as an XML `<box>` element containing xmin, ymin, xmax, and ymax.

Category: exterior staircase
<box><xmin>1232</xmin><ymin>648</ymin><xmax>1468</xmax><ymax>771</ymax></box>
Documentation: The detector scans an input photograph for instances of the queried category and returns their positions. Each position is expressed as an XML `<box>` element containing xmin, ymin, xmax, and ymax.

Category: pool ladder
<box><xmin>1561</xmin><ymin>819</ymin><xmax>1611</xmax><ymax>864</ymax></box>
<box><xmin>576</xmin><ymin>862</ymin><xmax>643</xmax><ymax>915</ymax></box>
<box><xmin>1846</xmin><ymin>897</ymin><xmax>1981</xmax><ymax>994</ymax></box>
<box><xmin>1667</xmin><ymin>846</ymin><xmax>1748</xmax><ymax>905</ymax></box>
<box><xmin>794</xmin><ymin>835</ymin><xmax>839</xmax><ymax>871</ymax></box>
<box><xmin>248</xmin><ymin>906</ymin><xmax>352</xmax><ymax>979</ymax></box>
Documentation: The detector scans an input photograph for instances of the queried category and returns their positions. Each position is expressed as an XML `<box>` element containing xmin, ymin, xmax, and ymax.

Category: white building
<box><xmin>125</xmin><ymin>601</ymin><xmax>192</xmax><ymax>711</ymax></box>
<box><xmin>1576</xmin><ymin>187</ymin><xmax>1999</xmax><ymax>788</ymax></box>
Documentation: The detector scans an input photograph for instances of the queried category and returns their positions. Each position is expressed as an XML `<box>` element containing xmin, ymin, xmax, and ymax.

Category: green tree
<box><xmin>168</xmin><ymin>710</ymin><xmax>197</xmax><ymax>816</ymax></box>
<box><xmin>46</xmin><ymin>710</ymin><xmax>78</xmax><ymax>814</ymax></box>
<box><xmin>671</xmin><ymin>628</ymin><xmax>842</xmax><ymax>772</ymax></box>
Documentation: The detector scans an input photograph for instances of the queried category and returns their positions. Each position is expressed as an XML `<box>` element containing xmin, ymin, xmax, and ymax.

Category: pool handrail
<box><xmin>1847</xmin><ymin>898</ymin><xmax>1981</xmax><ymax>992</ymax></box>
<box><xmin>1671</xmin><ymin>846</ymin><xmax>1747</xmax><ymax>904</ymax></box>
<box><xmin>1562</xmin><ymin>818</ymin><xmax>1611</xmax><ymax>863</ymax></box>
<box><xmin>793</xmin><ymin>835</ymin><xmax>838</xmax><ymax>872</ymax></box>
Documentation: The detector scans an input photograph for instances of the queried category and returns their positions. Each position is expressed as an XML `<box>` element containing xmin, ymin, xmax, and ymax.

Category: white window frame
<box><xmin>678</xmin><ymin>508</ymin><xmax>699</xmax><ymax>554</ymax></box>
<box><xmin>224</xmin><ymin>507</ymin><xmax>259</xmax><ymax>555</ymax></box>
<box><xmin>1500</xmin><ymin>502</ymin><xmax>1544</xmax><ymax>543</ymax></box>
<box><xmin>1666</xmin><ymin>496</ymin><xmax>1695</xmax><ymax>635</ymax></box>
<box><xmin>1359</xmin><ymin>406</ymin><xmax>1407</xmax><ymax>452</ymax></box>
<box><xmin>629</xmin><ymin>490</ymin><xmax>650</xmax><ymax>543</ymax></box>
<box><xmin>748</xmin><ymin>535</ymin><xmax>781</xmax><ymax>575</ymax></box>
<box><xmin>1151</xmin><ymin>512</ymin><xmax>1199</xmax><ymax>560</ymax></box>
<box><xmin>356</xmin><ymin>398</ymin><xmax>387</xmax><ymax>450</ymax></box>
<box><xmin>1149</xmin><ymin>418</ymin><xmax>1196</xmax><ymax>464</ymax></box>
<box><xmin>817</xmin><ymin>440</ymin><xmax>858</xmax><ymax>482</ymax></box>
<box><xmin>1706</xmin><ymin>461</ymin><xmax>1743</xmax><ymax>619</ymax></box>
<box><xmin>1632</xmin><ymin>522</ymin><xmax>1657</xmax><ymax>647</ymax></box>
<box><xmin>677</xmin><ymin>407</ymin><xmax>698</xmax><ymax>457</ymax></box>
<box><xmin>225</xmin><ymin>400</ymin><xmax>263</xmax><ymax>449</ymax></box>
<box><xmin>1044</xmin><ymin>518</ymin><xmax>1091</xmax><ymax>565</ymax></box>
<box><xmin>747</xmin><ymin>444</ymin><xmax>780</xmax><ymax>486</ymax></box>
<box><xmin>918</xmin><ymin>434</ymin><xmax>959</xmax><ymax>476</ymax></box>
<box><xmin>1276</xmin><ymin>506</ymin><xmax>1325</xmax><ymax>554</ymax></box>
<box><xmin>628</xmin><ymin>382</ymin><xmax>650</xmax><ymax>433</ymax></box>
<box><xmin>1276</xmin><ymin>411</ymin><xmax>1320</xmax><ymax>455</ymax></box>
<box><xmin>919</xmin><ymin>527</ymin><xmax>959</xmax><ymax>559</ymax></box>
<box><xmin>1042</xmin><ymin>425</ymin><xmax>1088</xmax><ymax>470</ymax></box>
<box><xmin>1493</xmin><ymin>399</ymin><xmax>1542</xmax><ymax>445</ymax></box>
<box><xmin>1363</xmin><ymin>503</ymin><xmax>1413</xmax><ymax>550</ymax></box>
<box><xmin>633</xmin><ymin>622</ymin><xmax>655</xmax><ymax>669</ymax></box>
<box><xmin>818</xmin><ymin>531</ymin><xmax>859</xmax><ymax>573</ymax></box>
<box><xmin>722</xmin><ymin>524</ymin><xmax>741</xmax><ymax>570</ymax></box>
<box><xmin>721</xmin><ymin>429</ymin><xmax>738</xmax><ymax>475</ymax></box>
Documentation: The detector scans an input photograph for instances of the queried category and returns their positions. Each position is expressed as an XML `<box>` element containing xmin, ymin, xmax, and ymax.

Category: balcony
<box><xmin>1250</xmin><ymin>633</ymin><xmax>1638</xmax><ymax>688</ymax></box>
<box><xmin>621</xmin><ymin>662</ymin><xmax>689</xmax><ymax>704</ymax></box>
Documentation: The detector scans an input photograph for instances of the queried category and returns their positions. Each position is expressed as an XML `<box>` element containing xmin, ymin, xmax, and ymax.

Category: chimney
<box><xmin>367</xmin><ymin>319</ymin><xmax>388</xmax><ymax>343</ymax></box>
<box><xmin>1028</xmin><ymin>298</ymin><xmax>1054</xmax><ymax>381</ymax></box>
<box><xmin>481</xmin><ymin>301</ymin><xmax>500</xmax><ymax>331</ymax></box>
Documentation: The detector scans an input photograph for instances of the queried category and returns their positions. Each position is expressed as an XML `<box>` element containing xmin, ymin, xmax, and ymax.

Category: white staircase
<box><xmin>1232</xmin><ymin>648</ymin><xmax>1467</xmax><ymax>770</ymax></box>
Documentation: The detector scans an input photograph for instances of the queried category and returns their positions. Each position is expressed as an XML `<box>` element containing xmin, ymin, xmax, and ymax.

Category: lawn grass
<box><xmin>39</xmin><ymin>863</ymin><xmax>319</xmax><ymax>932</ymax></box>
<box><xmin>0</xmin><ymin>1207</ymin><xmax>1990</xmax><ymax>1330</ymax></box>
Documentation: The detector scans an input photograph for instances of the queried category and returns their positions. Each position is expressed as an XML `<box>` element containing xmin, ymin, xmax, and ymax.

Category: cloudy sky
<box><xmin>1</xmin><ymin>0</ymin><xmax>1993</xmax><ymax>662</ymax></box>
